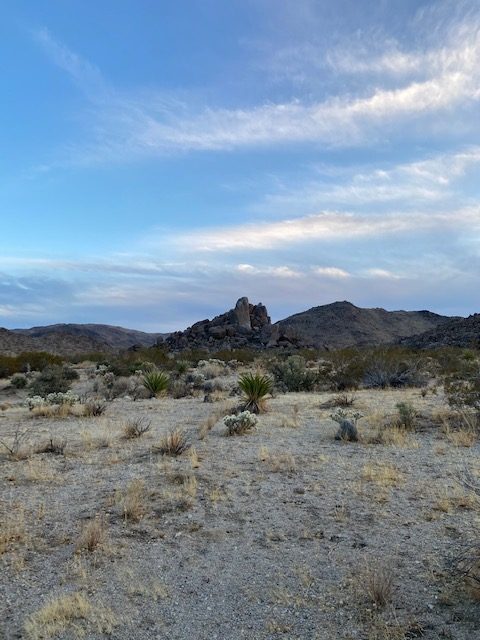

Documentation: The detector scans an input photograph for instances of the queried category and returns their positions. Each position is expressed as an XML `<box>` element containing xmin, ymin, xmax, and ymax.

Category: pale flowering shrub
<box><xmin>26</xmin><ymin>391</ymin><xmax>79</xmax><ymax>410</ymax></box>
<box><xmin>47</xmin><ymin>391</ymin><xmax>79</xmax><ymax>405</ymax></box>
<box><xmin>223</xmin><ymin>411</ymin><xmax>258</xmax><ymax>436</ymax></box>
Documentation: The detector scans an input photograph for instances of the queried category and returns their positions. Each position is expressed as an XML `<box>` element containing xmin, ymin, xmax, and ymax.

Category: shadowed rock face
<box><xmin>166</xmin><ymin>297</ymin><xmax>273</xmax><ymax>351</ymax></box>
<box><xmin>399</xmin><ymin>313</ymin><xmax>480</xmax><ymax>349</ymax></box>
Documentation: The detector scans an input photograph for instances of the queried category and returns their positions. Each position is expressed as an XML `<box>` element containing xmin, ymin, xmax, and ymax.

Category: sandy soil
<box><xmin>1</xmin><ymin>373</ymin><xmax>479</xmax><ymax>640</ymax></box>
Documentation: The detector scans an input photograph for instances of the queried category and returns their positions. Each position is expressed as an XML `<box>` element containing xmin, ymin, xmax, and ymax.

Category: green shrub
<box><xmin>238</xmin><ymin>372</ymin><xmax>273</xmax><ymax>414</ymax></box>
<box><xmin>142</xmin><ymin>370</ymin><xmax>170</xmax><ymax>397</ymax></box>
<box><xmin>395</xmin><ymin>402</ymin><xmax>417</xmax><ymax>430</ymax></box>
<box><xmin>28</xmin><ymin>365</ymin><xmax>72</xmax><ymax>396</ymax></box>
<box><xmin>269</xmin><ymin>355</ymin><xmax>317</xmax><ymax>392</ymax></box>
<box><xmin>445</xmin><ymin>364</ymin><xmax>480</xmax><ymax>430</ymax></box>
<box><xmin>11</xmin><ymin>374</ymin><xmax>28</xmax><ymax>389</ymax></box>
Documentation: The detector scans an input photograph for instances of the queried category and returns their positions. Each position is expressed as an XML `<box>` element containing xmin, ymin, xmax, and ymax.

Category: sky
<box><xmin>1</xmin><ymin>0</ymin><xmax>479</xmax><ymax>331</ymax></box>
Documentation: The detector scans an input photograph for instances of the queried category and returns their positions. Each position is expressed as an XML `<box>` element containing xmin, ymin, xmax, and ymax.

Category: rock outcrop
<box><xmin>399</xmin><ymin>313</ymin><xmax>480</xmax><ymax>349</ymax></box>
<box><xmin>166</xmin><ymin>297</ymin><xmax>275</xmax><ymax>351</ymax></box>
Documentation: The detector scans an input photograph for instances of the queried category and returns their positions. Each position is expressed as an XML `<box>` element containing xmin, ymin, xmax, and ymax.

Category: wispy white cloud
<box><xmin>236</xmin><ymin>263</ymin><xmax>301</xmax><ymax>278</ymax></box>
<box><xmin>173</xmin><ymin>206</ymin><xmax>480</xmax><ymax>252</ymax></box>
<box><xmin>261</xmin><ymin>146</ymin><xmax>480</xmax><ymax>212</ymax></box>
<box><xmin>34</xmin><ymin>6</ymin><xmax>480</xmax><ymax>165</ymax></box>
<box><xmin>313</xmin><ymin>267</ymin><xmax>351</xmax><ymax>279</ymax></box>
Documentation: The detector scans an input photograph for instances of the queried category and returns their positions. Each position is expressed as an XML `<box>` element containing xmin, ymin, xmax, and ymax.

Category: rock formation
<box><xmin>166</xmin><ymin>297</ymin><xmax>275</xmax><ymax>351</ymax></box>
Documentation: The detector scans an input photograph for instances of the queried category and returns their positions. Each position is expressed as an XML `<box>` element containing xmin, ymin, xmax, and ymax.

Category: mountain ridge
<box><xmin>0</xmin><ymin>298</ymin><xmax>469</xmax><ymax>356</ymax></box>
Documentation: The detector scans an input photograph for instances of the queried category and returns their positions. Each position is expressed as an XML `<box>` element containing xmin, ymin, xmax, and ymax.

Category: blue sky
<box><xmin>1</xmin><ymin>0</ymin><xmax>479</xmax><ymax>331</ymax></box>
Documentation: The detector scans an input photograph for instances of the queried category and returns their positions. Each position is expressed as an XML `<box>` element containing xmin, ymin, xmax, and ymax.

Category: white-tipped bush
<box><xmin>223</xmin><ymin>411</ymin><xmax>258</xmax><ymax>436</ymax></box>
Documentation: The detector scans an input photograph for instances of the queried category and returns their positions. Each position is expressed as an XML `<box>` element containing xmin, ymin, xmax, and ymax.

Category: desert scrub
<box><xmin>223</xmin><ymin>411</ymin><xmax>258</xmax><ymax>436</ymax></box>
<box><xmin>396</xmin><ymin>401</ymin><xmax>417</xmax><ymax>430</ymax></box>
<box><xmin>269</xmin><ymin>355</ymin><xmax>317</xmax><ymax>392</ymax></box>
<box><xmin>11</xmin><ymin>373</ymin><xmax>28</xmax><ymax>389</ymax></box>
<box><xmin>155</xmin><ymin>428</ymin><xmax>189</xmax><ymax>456</ymax></box>
<box><xmin>142</xmin><ymin>370</ymin><xmax>170</xmax><ymax>397</ymax></box>
<box><xmin>28</xmin><ymin>365</ymin><xmax>74</xmax><ymax>396</ymax></box>
<box><xmin>123</xmin><ymin>417</ymin><xmax>151</xmax><ymax>439</ymax></box>
<box><xmin>238</xmin><ymin>372</ymin><xmax>273</xmax><ymax>413</ymax></box>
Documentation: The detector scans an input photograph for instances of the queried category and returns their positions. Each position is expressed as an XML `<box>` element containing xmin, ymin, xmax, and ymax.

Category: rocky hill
<box><xmin>275</xmin><ymin>301</ymin><xmax>454</xmax><ymax>350</ymax></box>
<box><xmin>166</xmin><ymin>297</ymin><xmax>272</xmax><ymax>351</ymax></box>
<box><xmin>0</xmin><ymin>324</ymin><xmax>163</xmax><ymax>357</ymax></box>
<box><xmin>399</xmin><ymin>314</ymin><xmax>480</xmax><ymax>349</ymax></box>
<box><xmin>166</xmin><ymin>298</ymin><xmax>455</xmax><ymax>351</ymax></box>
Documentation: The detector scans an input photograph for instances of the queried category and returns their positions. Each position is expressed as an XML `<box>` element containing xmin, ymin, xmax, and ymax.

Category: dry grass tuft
<box><xmin>155</xmin><ymin>428</ymin><xmax>189</xmax><ymax>456</ymax></box>
<box><xmin>259</xmin><ymin>448</ymin><xmax>296</xmax><ymax>473</ymax></box>
<box><xmin>0</xmin><ymin>503</ymin><xmax>27</xmax><ymax>554</ymax></box>
<box><xmin>120</xmin><ymin>479</ymin><xmax>146</xmax><ymax>522</ymax></box>
<box><xmin>23</xmin><ymin>591</ymin><xmax>115</xmax><ymax>639</ymax></box>
<box><xmin>0</xmin><ymin>428</ymin><xmax>31</xmax><ymax>460</ymax></box>
<box><xmin>75</xmin><ymin>516</ymin><xmax>107</xmax><ymax>553</ymax></box>
<box><xmin>362</xmin><ymin>463</ymin><xmax>403</xmax><ymax>487</ymax></box>
<box><xmin>444</xmin><ymin>426</ymin><xmax>477</xmax><ymax>447</ymax></box>
<box><xmin>81</xmin><ymin>399</ymin><xmax>107</xmax><ymax>417</ymax></box>
<box><xmin>279</xmin><ymin>404</ymin><xmax>300</xmax><ymax>429</ymax></box>
<box><xmin>122</xmin><ymin>417</ymin><xmax>151</xmax><ymax>439</ymax></box>
<box><xmin>34</xmin><ymin>438</ymin><xmax>66</xmax><ymax>456</ymax></box>
<box><xmin>31</xmin><ymin>403</ymin><xmax>76</xmax><ymax>419</ymax></box>
<box><xmin>359</xmin><ymin>561</ymin><xmax>395</xmax><ymax>608</ymax></box>
<box><xmin>189</xmin><ymin>447</ymin><xmax>201</xmax><ymax>468</ymax></box>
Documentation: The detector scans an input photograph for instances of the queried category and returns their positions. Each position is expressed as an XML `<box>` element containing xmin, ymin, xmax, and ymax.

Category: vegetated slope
<box><xmin>0</xmin><ymin>324</ymin><xmax>164</xmax><ymax>356</ymax></box>
<box><xmin>0</xmin><ymin>327</ymin><xmax>105</xmax><ymax>357</ymax></box>
<box><xmin>399</xmin><ymin>313</ymin><xmax>480</xmax><ymax>349</ymax></box>
<box><xmin>15</xmin><ymin>324</ymin><xmax>162</xmax><ymax>350</ymax></box>
<box><xmin>275</xmin><ymin>301</ymin><xmax>454</xmax><ymax>349</ymax></box>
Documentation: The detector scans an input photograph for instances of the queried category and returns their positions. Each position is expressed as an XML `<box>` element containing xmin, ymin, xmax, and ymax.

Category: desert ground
<box><xmin>1</xmin><ymin>361</ymin><xmax>479</xmax><ymax>640</ymax></box>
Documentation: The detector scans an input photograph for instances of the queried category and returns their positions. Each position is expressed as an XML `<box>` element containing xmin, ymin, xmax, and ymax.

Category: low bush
<box><xmin>269</xmin><ymin>355</ymin><xmax>317</xmax><ymax>392</ymax></box>
<box><xmin>28</xmin><ymin>365</ymin><xmax>72</xmax><ymax>396</ymax></box>
<box><xmin>223</xmin><ymin>411</ymin><xmax>258</xmax><ymax>436</ymax></box>
<box><xmin>155</xmin><ymin>428</ymin><xmax>189</xmax><ymax>456</ymax></box>
<box><xmin>123</xmin><ymin>417</ymin><xmax>151</xmax><ymax>439</ymax></box>
<box><xmin>396</xmin><ymin>401</ymin><xmax>417</xmax><ymax>430</ymax></box>
<box><xmin>10</xmin><ymin>374</ymin><xmax>27</xmax><ymax>389</ymax></box>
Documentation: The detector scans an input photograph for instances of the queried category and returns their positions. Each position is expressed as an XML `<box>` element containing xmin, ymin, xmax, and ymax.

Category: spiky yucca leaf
<box><xmin>238</xmin><ymin>372</ymin><xmax>273</xmax><ymax>414</ymax></box>
<box><xmin>142</xmin><ymin>370</ymin><xmax>169</xmax><ymax>397</ymax></box>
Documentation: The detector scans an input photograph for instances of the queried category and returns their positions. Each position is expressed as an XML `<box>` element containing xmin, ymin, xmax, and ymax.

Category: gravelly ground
<box><xmin>1</xmin><ymin>373</ymin><xmax>479</xmax><ymax>640</ymax></box>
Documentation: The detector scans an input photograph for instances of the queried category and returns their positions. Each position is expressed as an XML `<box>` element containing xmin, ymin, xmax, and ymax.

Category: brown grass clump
<box><xmin>259</xmin><ymin>447</ymin><xmax>296</xmax><ymax>473</ymax></box>
<box><xmin>362</xmin><ymin>463</ymin><xmax>403</xmax><ymax>487</ymax></box>
<box><xmin>360</xmin><ymin>561</ymin><xmax>395</xmax><ymax>608</ymax></box>
<box><xmin>75</xmin><ymin>516</ymin><xmax>107</xmax><ymax>553</ymax></box>
<box><xmin>444</xmin><ymin>426</ymin><xmax>477</xmax><ymax>448</ymax></box>
<box><xmin>0</xmin><ymin>504</ymin><xmax>27</xmax><ymax>554</ymax></box>
<box><xmin>0</xmin><ymin>428</ymin><xmax>31</xmax><ymax>460</ymax></box>
<box><xmin>155</xmin><ymin>428</ymin><xmax>189</xmax><ymax>456</ymax></box>
<box><xmin>121</xmin><ymin>479</ymin><xmax>146</xmax><ymax>522</ymax></box>
<box><xmin>34</xmin><ymin>438</ymin><xmax>66</xmax><ymax>455</ymax></box>
<box><xmin>122</xmin><ymin>417</ymin><xmax>151</xmax><ymax>439</ymax></box>
<box><xmin>81</xmin><ymin>399</ymin><xmax>107</xmax><ymax>417</ymax></box>
<box><xmin>31</xmin><ymin>404</ymin><xmax>75</xmax><ymax>419</ymax></box>
<box><xmin>23</xmin><ymin>592</ymin><xmax>115</xmax><ymax>639</ymax></box>
<box><xmin>198</xmin><ymin>414</ymin><xmax>218</xmax><ymax>440</ymax></box>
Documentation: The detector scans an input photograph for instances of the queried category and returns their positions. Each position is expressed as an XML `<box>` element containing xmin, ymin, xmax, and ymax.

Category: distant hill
<box><xmin>0</xmin><ymin>300</ymin><xmax>465</xmax><ymax>357</ymax></box>
<box><xmin>166</xmin><ymin>297</ymin><xmax>456</xmax><ymax>351</ymax></box>
<box><xmin>399</xmin><ymin>314</ymin><xmax>480</xmax><ymax>349</ymax></box>
<box><xmin>274</xmin><ymin>301</ymin><xmax>454</xmax><ymax>349</ymax></box>
<box><xmin>0</xmin><ymin>324</ymin><xmax>164</xmax><ymax>357</ymax></box>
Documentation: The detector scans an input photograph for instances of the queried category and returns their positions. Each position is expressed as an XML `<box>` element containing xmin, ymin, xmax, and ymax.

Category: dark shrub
<box><xmin>29</xmin><ymin>365</ymin><xmax>71</xmax><ymax>396</ymax></box>
<box><xmin>11</xmin><ymin>374</ymin><xmax>28</xmax><ymax>389</ymax></box>
<box><xmin>269</xmin><ymin>355</ymin><xmax>317</xmax><ymax>392</ymax></box>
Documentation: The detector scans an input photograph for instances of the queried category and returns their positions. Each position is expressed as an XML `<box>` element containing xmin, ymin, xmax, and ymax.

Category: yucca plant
<box><xmin>142</xmin><ymin>370</ymin><xmax>169</xmax><ymax>397</ymax></box>
<box><xmin>238</xmin><ymin>372</ymin><xmax>273</xmax><ymax>414</ymax></box>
